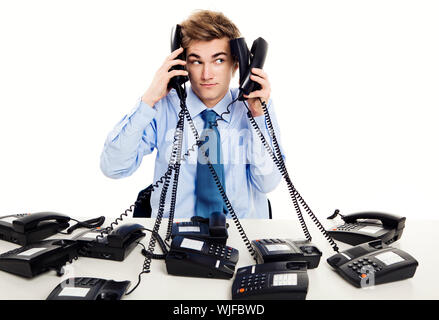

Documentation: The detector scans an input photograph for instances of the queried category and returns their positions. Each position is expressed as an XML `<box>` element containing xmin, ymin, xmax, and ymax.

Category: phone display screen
<box><xmin>58</xmin><ymin>287</ymin><xmax>90</xmax><ymax>297</ymax></box>
<box><xmin>180</xmin><ymin>238</ymin><xmax>204</xmax><ymax>252</ymax></box>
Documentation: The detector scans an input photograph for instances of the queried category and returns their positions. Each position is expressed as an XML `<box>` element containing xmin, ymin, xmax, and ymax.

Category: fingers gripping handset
<box><xmin>141</xmin><ymin>24</ymin><xmax>189</xmax><ymax>106</ymax></box>
<box><xmin>230</xmin><ymin>37</ymin><xmax>268</xmax><ymax>101</ymax></box>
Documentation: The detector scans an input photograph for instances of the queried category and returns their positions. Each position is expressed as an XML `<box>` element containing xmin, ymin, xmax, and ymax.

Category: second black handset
<box><xmin>327</xmin><ymin>210</ymin><xmax>406</xmax><ymax>245</ymax></box>
<box><xmin>171</xmin><ymin>212</ymin><xmax>228</xmax><ymax>244</ymax></box>
<box><xmin>0</xmin><ymin>212</ymin><xmax>70</xmax><ymax>245</ymax></box>
<box><xmin>230</xmin><ymin>36</ymin><xmax>268</xmax><ymax>101</ymax></box>
<box><xmin>73</xmin><ymin>223</ymin><xmax>146</xmax><ymax>261</ymax></box>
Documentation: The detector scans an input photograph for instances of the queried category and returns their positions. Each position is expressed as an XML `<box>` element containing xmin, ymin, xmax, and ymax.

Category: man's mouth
<box><xmin>200</xmin><ymin>83</ymin><xmax>217</xmax><ymax>88</ymax></box>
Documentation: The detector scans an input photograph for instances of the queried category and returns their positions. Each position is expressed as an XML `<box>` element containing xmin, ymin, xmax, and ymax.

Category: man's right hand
<box><xmin>141</xmin><ymin>47</ymin><xmax>188</xmax><ymax>107</ymax></box>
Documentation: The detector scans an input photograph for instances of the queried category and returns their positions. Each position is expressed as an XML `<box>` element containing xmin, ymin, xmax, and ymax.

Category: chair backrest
<box><xmin>133</xmin><ymin>185</ymin><xmax>153</xmax><ymax>218</ymax></box>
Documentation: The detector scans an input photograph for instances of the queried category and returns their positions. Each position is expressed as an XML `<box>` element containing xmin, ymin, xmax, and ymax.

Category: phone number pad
<box><xmin>208</xmin><ymin>244</ymin><xmax>232</xmax><ymax>259</ymax></box>
<box><xmin>348</xmin><ymin>258</ymin><xmax>383</xmax><ymax>275</ymax></box>
<box><xmin>238</xmin><ymin>274</ymin><xmax>267</xmax><ymax>292</ymax></box>
<box><xmin>335</xmin><ymin>223</ymin><xmax>360</xmax><ymax>231</ymax></box>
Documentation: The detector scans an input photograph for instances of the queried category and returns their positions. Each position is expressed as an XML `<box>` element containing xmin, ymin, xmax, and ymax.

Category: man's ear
<box><xmin>232</xmin><ymin>62</ymin><xmax>239</xmax><ymax>77</ymax></box>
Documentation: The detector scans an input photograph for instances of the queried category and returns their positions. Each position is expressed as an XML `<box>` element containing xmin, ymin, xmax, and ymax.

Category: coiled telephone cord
<box><xmin>244</xmin><ymin>98</ymin><xmax>339</xmax><ymax>253</ymax></box>
<box><xmin>179</xmin><ymin>100</ymin><xmax>258</xmax><ymax>262</ymax></box>
<box><xmin>106</xmin><ymin>89</ymin><xmax>293</xmax><ymax>295</ymax></box>
<box><xmin>243</xmin><ymin>103</ymin><xmax>312</xmax><ymax>242</ymax></box>
<box><xmin>139</xmin><ymin>104</ymin><xmax>186</xmax><ymax>278</ymax></box>
<box><xmin>164</xmin><ymin>109</ymin><xmax>185</xmax><ymax>241</ymax></box>
<box><xmin>137</xmin><ymin>91</ymin><xmax>258</xmax><ymax>263</ymax></box>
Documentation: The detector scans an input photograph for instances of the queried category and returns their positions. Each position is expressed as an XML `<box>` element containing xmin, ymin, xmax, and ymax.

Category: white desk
<box><xmin>0</xmin><ymin>218</ymin><xmax>437</xmax><ymax>300</ymax></box>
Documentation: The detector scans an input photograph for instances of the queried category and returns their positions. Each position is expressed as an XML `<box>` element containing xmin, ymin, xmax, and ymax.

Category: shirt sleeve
<box><xmin>100</xmin><ymin>97</ymin><xmax>158</xmax><ymax>179</ymax></box>
<box><xmin>246</xmin><ymin>99</ymin><xmax>285</xmax><ymax>193</ymax></box>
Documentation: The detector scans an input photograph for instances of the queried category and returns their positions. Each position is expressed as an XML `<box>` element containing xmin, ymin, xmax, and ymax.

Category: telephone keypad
<box><xmin>0</xmin><ymin>247</ymin><xmax>22</xmax><ymax>257</ymax></box>
<box><xmin>208</xmin><ymin>243</ymin><xmax>233</xmax><ymax>260</ymax></box>
<box><xmin>239</xmin><ymin>273</ymin><xmax>268</xmax><ymax>292</ymax></box>
<box><xmin>347</xmin><ymin>256</ymin><xmax>383</xmax><ymax>276</ymax></box>
<box><xmin>73</xmin><ymin>277</ymin><xmax>103</xmax><ymax>287</ymax></box>
<box><xmin>335</xmin><ymin>223</ymin><xmax>360</xmax><ymax>231</ymax></box>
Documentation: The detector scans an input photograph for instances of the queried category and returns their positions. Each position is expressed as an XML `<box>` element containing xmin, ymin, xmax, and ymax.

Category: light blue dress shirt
<box><xmin>100</xmin><ymin>86</ymin><xmax>285</xmax><ymax>219</ymax></box>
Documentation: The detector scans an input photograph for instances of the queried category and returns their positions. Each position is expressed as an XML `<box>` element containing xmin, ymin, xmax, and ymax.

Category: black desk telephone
<box><xmin>252</xmin><ymin>238</ymin><xmax>322</xmax><ymax>269</ymax></box>
<box><xmin>0</xmin><ymin>239</ymin><xmax>79</xmax><ymax>278</ymax></box>
<box><xmin>166</xmin><ymin>235</ymin><xmax>239</xmax><ymax>279</ymax></box>
<box><xmin>327</xmin><ymin>239</ymin><xmax>418</xmax><ymax>288</ymax></box>
<box><xmin>231</xmin><ymin>239</ymin><xmax>320</xmax><ymax>300</ymax></box>
<box><xmin>73</xmin><ymin>223</ymin><xmax>146</xmax><ymax>261</ymax></box>
<box><xmin>47</xmin><ymin>277</ymin><xmax>131</xmax><ymax>300</ymax></box>
<box><xmin>232</xmin><ymin>261</ymin><xmax>309</xmax><ymax>300</ymax></box>
<box><xmin>0</xmin><ymin>212</ymin><xmax>70</xmax><ymax>245</ymax></box>
<box><xmin>327</xmin><ymin>210</ymin><xmax>406</xmax><ymax>246</ymax></box>
<box><xmin>171</xmin><ymin>213</ymin><xmax>228</xmax><ymax>244</ymax></box>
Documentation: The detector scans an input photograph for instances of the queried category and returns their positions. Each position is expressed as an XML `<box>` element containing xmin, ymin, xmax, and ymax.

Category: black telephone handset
<box><xmin>73</xmin><ymin>223</ymin><xmax>146</xmax><ymax>261</ymax></box>
<box><xmin>171</xmin><ymin>212</ymin><xmax>228</xmax><ymax>244</ymax></box>
<box><xmin>165</xmin><ymin>235</ymin><xmax>239</xmax><ymax>279</ymax></box>
<box><xmin>327</xmin><ymin>210</ymin><xmax>406</xmax><ymax>246</ymax></box>
<box><xmin>0</xmin><ymin>239</ymin><xmax>79</xmax><ymax>278</ymax></box>
<box><xmin>230</xmin><ymin>37</ymin><xmax>268</xmax><ymax>101</ymax></box>
<box><xmin>168</xmin><ymin>24</ymin><xmax>189</xmax><ymax>99</ymax></box>
<box><xmin>47</xmin><ymin>277</ymin><xmax>131</xmax><ymax>300</ymax></box>
<box><xmin>327</xmin><ymin>239</ymin><xmax>418</xmax><ymax>288</ymax></box>
<box><xmin>0</xmin><ymin>212</ymin><xmax>70</xmax><ymax>245</ymax></box>
<box><xmin>232</xmin><ymin>261</ymin><xmax>309</xmax><ymax>300</ymax></box>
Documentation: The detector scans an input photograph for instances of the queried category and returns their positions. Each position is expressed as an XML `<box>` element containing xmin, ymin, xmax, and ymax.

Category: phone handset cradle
<box><xmin>0</xmin><ymin>212</ymin><xmax>70</xmax><ymax>246</ymax></box>
<box><xmin>327</xmin><ymin>209</ymin><xmax>406</xmax><ymax>245</ymax></box>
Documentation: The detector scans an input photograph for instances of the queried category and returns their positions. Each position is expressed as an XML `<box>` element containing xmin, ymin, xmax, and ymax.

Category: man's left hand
<box><xmin>243</xmin><ymin>68</ymin><xmax>271</xmax><ymax>117</ymax></box>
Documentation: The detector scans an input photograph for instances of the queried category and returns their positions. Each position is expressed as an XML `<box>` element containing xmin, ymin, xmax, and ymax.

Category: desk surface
<box><xmin>0</xmin><ymin>217</ymin><xmax>437</xmax><ymax>300</ymax></box>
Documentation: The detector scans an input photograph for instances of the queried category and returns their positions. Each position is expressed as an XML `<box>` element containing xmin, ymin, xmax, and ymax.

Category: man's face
<box><xmin>185</xmin><ymin>37</ymin><xmax>237</xmax><ymax>108</ymax></box>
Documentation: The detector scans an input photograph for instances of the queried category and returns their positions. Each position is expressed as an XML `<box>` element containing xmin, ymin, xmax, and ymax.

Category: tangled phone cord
<box><xmin>141</xmin><ymin>105</ymin><xmax>186</xmax><ymax>270</ymax></box>
<box><xmin>141</xmin><ymin>90</ymin><xmax>259</xmax><ymax>262</ymax></box>
<box><xmin>212</xmin><ymin>94</ymin><xmax>239</xmax><ymax>127</ymax></box>
<box><xmin>121</xmin><ymin>87</ymin><xmax>258</xmax><ymax>295</ymax></box>
<box><xmin>180</xmin><ymin>99</ymin><xmax>258</xmax><ymax>262</ymax></box>
<box><xmin>164</xmin><ymin>103</ymin><xmax>186</xmax><ymax>241</ymax></box>
<box><xmin>125</xmin><ymin>107</ymin><xmax>186</xmax><ymax>295</ymax></box>
<box><xmin>243</xmin><ymin>102</ymin><xmax>311</xmax><ymax>242</ymax></box>
<box><xmin>244</xmin><ymin>98</ymin><xmax>339</xmax><ymax>253</ymax></box>
<box><xmin>125</xmin><ymin>229</ymin><xmax>169</xmax><ymax>296</ymax></box>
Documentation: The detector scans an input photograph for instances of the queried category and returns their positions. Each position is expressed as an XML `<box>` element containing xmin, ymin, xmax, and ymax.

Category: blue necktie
<box><xmin>195</xmin><ymin>109</ymin><xmax>226</xmax><ymax>218</ymax></box>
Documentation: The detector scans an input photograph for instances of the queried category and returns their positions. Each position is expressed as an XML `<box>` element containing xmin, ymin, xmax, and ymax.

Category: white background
<box><xmin>0</xmin><ymin>0</ymin><xmax>438</xmax><ymax>222</ymax></box>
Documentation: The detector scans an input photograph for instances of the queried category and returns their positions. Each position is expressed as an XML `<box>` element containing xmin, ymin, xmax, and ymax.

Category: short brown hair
<box><xmin>180</xmin><ymin>10</ymin><xmax>241</xmax><ymax>49</ymax></box>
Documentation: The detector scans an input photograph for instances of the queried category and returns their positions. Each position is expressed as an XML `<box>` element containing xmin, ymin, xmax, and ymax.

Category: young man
<box><xmin>100</xmin><ymin>10</ymin><xmax>285</xmax><ymax>219</ymax></box>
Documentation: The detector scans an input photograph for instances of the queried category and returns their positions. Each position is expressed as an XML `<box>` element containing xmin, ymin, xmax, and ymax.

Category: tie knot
<box><xmin>202</xmin><ymin>109</ymin><xmax>217</xmax><ymax>127</ymax></box>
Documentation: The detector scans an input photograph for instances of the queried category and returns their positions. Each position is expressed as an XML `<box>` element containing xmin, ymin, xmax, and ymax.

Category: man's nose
<box><xmin>202</xmin><ymin>64</ymin><xmax>213</xmax><ymax>80</ymax></box>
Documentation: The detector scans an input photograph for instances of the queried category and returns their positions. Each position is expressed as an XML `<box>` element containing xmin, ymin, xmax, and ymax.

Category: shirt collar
<box><xmin>185</xmin><ymin>86</ymin><xmax>233</xmax><ymax>123</ymax></box>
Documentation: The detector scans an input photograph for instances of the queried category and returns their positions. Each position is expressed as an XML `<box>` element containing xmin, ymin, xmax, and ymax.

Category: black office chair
<box><xmin>133</xmin><ymin>185</ymin><xmax>273</xmax><ymax>219</ymax></box>
<box><xmin>133</xmin><ymin>185</ymin><xmax>153</xmax><ymax>218</ymax></box>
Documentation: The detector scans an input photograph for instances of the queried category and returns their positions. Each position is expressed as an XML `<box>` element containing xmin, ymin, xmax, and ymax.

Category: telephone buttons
<box><xmin>347</xmin><ymin>258</ymin><xmax>382</xmax><ymax>275</ymax></box>
<box><xmin>336</xmin><ymin>223</ymin><xmax>359</xmax><ymax>231</ymax></box>
<box><xmin>239</xmin><ymin>273</ymin><xmax>267</xmax><ymax>292</ymax></box>
<box><xmin>208</xmin><ymin>243</ymin><xmax>232</xmax><ymax>260</ymax></box>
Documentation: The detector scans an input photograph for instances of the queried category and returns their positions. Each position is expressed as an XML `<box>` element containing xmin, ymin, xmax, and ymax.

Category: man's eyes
<box><xmin>189</xmin><ymin>58</ymin><xmax>225</xmax><ymax>65</ymax></box>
